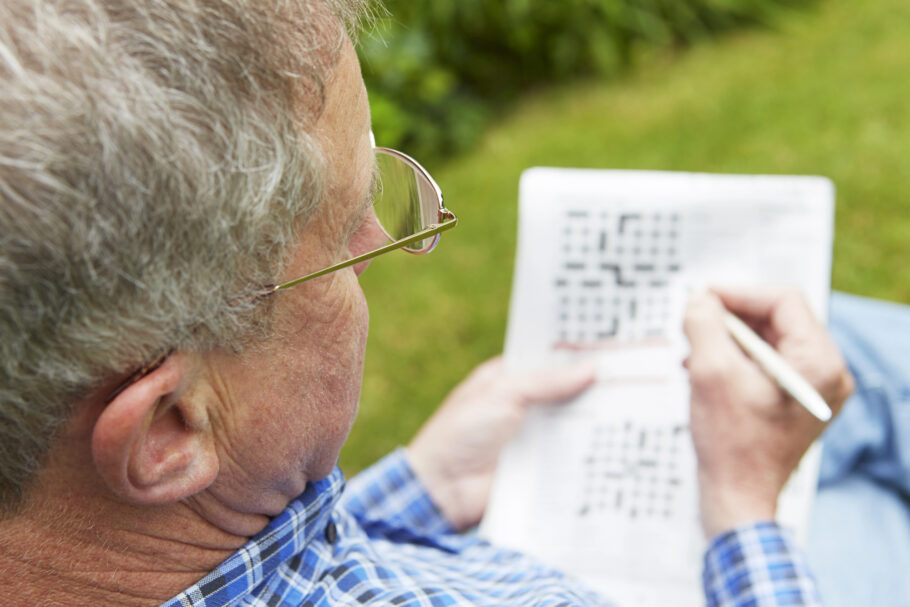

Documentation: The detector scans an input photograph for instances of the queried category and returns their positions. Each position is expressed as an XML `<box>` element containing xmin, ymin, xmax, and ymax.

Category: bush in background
<box><xmin>360</xmin><ymin>0</ymin><xmax>813</xmax><ymax>160</ymax></box>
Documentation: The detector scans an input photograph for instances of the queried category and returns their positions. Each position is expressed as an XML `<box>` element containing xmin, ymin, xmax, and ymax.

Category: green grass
<box><xmin>339</xmin><ymin>0</ymin><xmax>910</xmax><ymax>473</ymax></box>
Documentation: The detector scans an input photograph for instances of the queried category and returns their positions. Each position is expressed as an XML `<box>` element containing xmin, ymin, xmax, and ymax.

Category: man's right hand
<box><xmin>683</xmin><ymin>288</ymin><xmax>854</xmax><ymax>538</ymax></box>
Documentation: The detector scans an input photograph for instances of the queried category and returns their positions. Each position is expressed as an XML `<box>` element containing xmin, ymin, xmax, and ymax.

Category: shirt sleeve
<box><xmin>339</xmin><ymin>447</ymin><xmax>456</xmax><ymax>538</ymax></box>
<box><xmin>703</xmin><ymin>521</ymin><xmax>823</xmax><ymax>607</ymax></box>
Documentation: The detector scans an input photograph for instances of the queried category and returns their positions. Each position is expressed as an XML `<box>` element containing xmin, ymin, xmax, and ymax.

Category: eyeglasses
<box><xmin>104</xmin><ymin>139</ymin><xmax>457</xmax><ymax>404</ymax></box>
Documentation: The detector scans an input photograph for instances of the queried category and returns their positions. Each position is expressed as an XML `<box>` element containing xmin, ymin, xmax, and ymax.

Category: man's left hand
<box><xmin>407</xmin><ymin>356</ymin><xmax>596</xmax><ymax>531</ymax></box>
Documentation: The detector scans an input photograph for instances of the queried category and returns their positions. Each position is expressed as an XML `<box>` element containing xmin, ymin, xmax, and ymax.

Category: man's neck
<box><xmin>0</xmin><ymin>485</ymin><xmax>249</xmax><ymax>606</ymax></box>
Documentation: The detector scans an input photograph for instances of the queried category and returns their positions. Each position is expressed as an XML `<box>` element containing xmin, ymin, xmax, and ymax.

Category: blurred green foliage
<box><xmin>359</xmin><ymin>0</ymin><xmax>813</xmax><ymax>159</ymax></box>
<box><xmin>341</xmin><ymin>0</ymin><xmax>910</xmax><ymax>474</ymax></box>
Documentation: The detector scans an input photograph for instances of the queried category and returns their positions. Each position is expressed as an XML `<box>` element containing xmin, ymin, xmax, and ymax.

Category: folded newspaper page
<box><xmin>479</xmin><ymin>168</ymin><xmax>835</xmax><ymax>607</ymax></box>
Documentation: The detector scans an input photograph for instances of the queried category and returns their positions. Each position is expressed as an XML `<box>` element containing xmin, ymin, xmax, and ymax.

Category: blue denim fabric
<box><xmin>807</xmin><ymin>292</ymin><xmax>910</xmax><ymax>607</ymax></box>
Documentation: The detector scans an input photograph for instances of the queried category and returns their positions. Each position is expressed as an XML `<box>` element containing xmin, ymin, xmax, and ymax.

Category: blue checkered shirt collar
<box><xmin>164</xmin><ymin>468</ymin><xmax>345</xmax><ymax>607</ymax></box>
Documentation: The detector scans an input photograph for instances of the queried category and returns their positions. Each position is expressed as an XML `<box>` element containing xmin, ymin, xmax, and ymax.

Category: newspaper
<box><xmin>479</xmin><ymin>168</ymin><xmax>835</xmax><ymax>606</ymax></box>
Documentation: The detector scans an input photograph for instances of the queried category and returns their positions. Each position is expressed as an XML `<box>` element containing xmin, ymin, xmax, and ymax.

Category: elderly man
<box><xmin>2</xmin><ymin>1</ymin><xmax>906</xmax><ymax>605</ymax></box>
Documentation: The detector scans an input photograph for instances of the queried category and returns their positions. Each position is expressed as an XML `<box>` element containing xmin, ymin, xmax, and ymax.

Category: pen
<box><xmin>722</xmin><ymin>311</ymin><xmax>832</xmax><ymax>422</ymax></box>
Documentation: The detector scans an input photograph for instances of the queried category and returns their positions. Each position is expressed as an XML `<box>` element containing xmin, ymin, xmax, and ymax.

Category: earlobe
<box><xmin>91</xmin><ymin>355</ymin><xmax>218</xmax><ymax>504</ymax></box>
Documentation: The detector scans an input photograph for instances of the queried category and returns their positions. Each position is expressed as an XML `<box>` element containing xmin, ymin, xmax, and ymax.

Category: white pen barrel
<box><xmin>723</xmin><ymin>312</ymin><xmax>832</xmax><ymax>422</ymax></box>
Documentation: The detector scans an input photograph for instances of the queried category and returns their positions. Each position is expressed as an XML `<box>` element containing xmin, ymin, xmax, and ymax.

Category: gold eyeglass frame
<box><xmin>103</xmin><ymin>145</ymin><xmax>457</xmax><ymax>404</ymax></box>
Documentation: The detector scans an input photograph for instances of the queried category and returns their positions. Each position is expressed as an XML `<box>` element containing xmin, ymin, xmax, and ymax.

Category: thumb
<box><xmin>511</xmin><ymin>362</ymin><xmax>597</xmax><ymax>406</ymax></box>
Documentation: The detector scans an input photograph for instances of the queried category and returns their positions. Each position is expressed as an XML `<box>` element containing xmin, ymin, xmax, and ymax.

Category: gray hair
<box><xmin>0</xmin><ymin>0</ymin><xmax>369</xmax><ymax>513</ymax></box>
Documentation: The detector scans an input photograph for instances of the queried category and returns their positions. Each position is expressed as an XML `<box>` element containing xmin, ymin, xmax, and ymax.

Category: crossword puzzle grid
<box><xmin>578</xmin><ymin>422</ymin><xmax>687</xmax><ymax>520</ymax></box>
<box><xmin>554</xmin><ymin>208</ymin><xmax>682</xmax><ymax>345</ymax></box>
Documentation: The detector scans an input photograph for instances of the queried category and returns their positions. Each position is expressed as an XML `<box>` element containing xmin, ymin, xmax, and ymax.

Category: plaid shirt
<box><xmin>162</xmin><ymin>449</ymin><xmax>822</xmax><ymax>606</ymax></box>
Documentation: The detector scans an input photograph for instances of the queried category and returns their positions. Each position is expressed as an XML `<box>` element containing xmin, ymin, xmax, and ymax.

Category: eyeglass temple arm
<box><xmin>104</xmin><ymin>212</ymin><xmax>456</xmax><ymax>404</ymax></box>
<box><xmin>272</xmin><ymin>213</ymin><xmax>458</xmax><ymax>293</ymax></box>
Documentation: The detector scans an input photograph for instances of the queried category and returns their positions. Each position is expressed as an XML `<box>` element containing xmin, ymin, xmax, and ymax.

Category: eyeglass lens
<box><xmin>374</xmin><ymin>150</ymin><xmax>441</xmax><ymax>253</ymax></box>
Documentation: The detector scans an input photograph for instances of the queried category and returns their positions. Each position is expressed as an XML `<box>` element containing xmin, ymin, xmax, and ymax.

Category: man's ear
<box><xmin>91</xmin><ymin>355</ymin><xmax>218</xmax><ymax>505</ymax></box>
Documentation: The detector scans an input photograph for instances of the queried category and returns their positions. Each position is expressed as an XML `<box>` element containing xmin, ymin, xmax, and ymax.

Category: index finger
<box><xmin>683</xmin><ymin>291</ymin><xmax>744</xmax><ymax>363</ymax></box>
<box><xmin>711</xmin><ymin>286</ymin><xmax>820</xmax><ymax>338</ymax></box>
